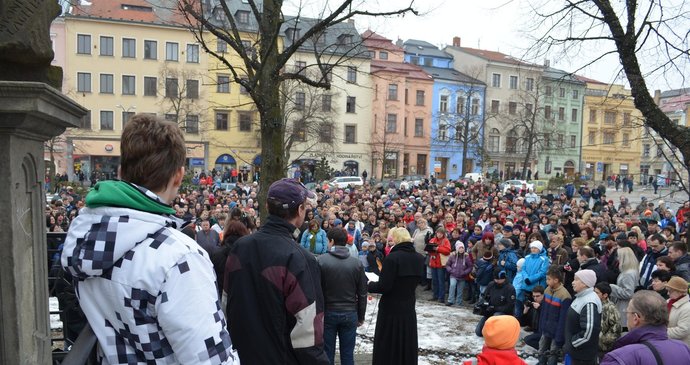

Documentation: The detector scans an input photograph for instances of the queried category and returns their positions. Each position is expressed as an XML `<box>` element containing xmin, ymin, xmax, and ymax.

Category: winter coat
<box><xmin>497</xmin><ymin>247</ymin><xmax>518</xmax><ymax>283</ymax></box>
<box><xmin>300</xmin><ymin>228</ymin><xmax>329</xmax><ymax>255</ymax></box>
<box><xmin>668</xmin><ymin>294</ymin><xmax>690</xmax><ymax>348</ymax></box>
<box><xmin>579</xmin><ymin>258</ymin><xmax>606</xmax><ymax>284</ymax></box>
<box><xmin>601</xmin><ymin>325</ymin><xmax>690</xmax><ymax>365</ymax></box>
<box><xmin>563</xmin><ymin>287</ymin><xmax>602</xmax><ymax>362</ymax></box>
<box><xmin>521</xmin><ymin>249</ymin><xmax>549</xmax><ymax>292</ymax></box>
<box><xmin>547</xmin><ymin>246</ymin><xmax>569</xmax><ymax>267</ymax></box>
<box><xmin>598</xmin><ymin>299</ymin><xmax>622</xmax><ymax>353</ymax></box>
<box><xmin>476</xmin><ymin>346</ymin><xmax>527</xmax><ymax>365</ymax></box>
<box><xmin>674</xmin><ymin>254</ymin><xmax>690</xmax><ymax>282</ymax></box>
<box><xmin>318</xmin><ymin>246</ymin><xmax>368</xmax><ymax>322</ymax></box>
<box><xmin>539</xmin><ymin>284</ymin><xmax>572</xmax><ymax>346</ymax></box>
<box><xmin>639</xmin><ymin>247</ymin><xmax>668</xmax><ymax>288</ymax></box>
<box><xmin>366</xmin><ymin>250</ymin><xmax>384</xmax><ymax>276</ymax></box>
<box><xmin>428</xmin><ymin>236</ymin><xmax>451</xmax><ymax>268</ymax></box>
<box><xmin>446</xmin><ymin>252</ymin><xmax>473</xmax><ymax>279</ymax></box>
<box><xmin>484</xmin><ymin>281</ymin><xmax>516</xmax><ymax>315</ymax></box>
<box><xmin>512</xmin><ymin>269</ymin><xmax>527</xmax><ymax>301</ymax></box>
<box><xmin>609</xmin><ymin>270</ymin><xmax>638</xmax><ymax>327</ymax></box>
<box><xmin>368</xmin><ymin>242</ymin><xmax>425</xmax><ymax>365</ymax></box>
<box><xmin>475</xmin><ymin>258</ymin><xmax>495</xmax><ymax>286</ymax></box>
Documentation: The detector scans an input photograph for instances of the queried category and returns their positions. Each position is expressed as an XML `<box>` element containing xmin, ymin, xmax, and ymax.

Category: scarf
<box><xmin>668</xmin><ymin>296</ymin><xmax>681</xmax><ymax>313</ymax></box>
<box><xmin>309</xmin><ymin>229</ymin><xmax>318</xmax><ymax>253</ymax></box>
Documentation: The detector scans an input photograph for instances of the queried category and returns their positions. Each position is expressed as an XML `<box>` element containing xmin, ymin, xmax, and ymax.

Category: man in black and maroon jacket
<box><xmin>224</xmin><ymin>178</ymin><xmax>329</xmax><ymax>364</ymax></box>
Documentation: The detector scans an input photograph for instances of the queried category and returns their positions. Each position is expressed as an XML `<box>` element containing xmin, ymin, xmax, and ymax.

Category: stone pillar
<box><xmin>0</xmin><ymin>81</ymin><xmax>86</xmax><ymax>364</ymax></box>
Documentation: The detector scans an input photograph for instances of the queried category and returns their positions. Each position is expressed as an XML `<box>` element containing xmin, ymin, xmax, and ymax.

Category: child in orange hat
<box><xmin>476</xmin><ymin>315</ymin><xmax>526</xmax><ymax>365</ymax></box>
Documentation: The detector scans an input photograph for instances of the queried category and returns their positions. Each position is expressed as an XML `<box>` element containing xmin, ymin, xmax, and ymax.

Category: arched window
<box><xmin>505</xmin><ymin>129</ymin><xmax>518</xmax><ymax>153</ymax></box>
<box><xmin>488</xmin><ymin>128</ymin><xmax>500</xmax><ymax>153</ymax></box>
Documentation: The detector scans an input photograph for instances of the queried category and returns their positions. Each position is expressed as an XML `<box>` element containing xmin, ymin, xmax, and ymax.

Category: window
<box><xmin>236</xmin><ymin>10</ymin><xmax>250</xmax><ymax>24</ymax></box>
<box><xmin>217</xmin><ymin>75</ymin><xmax>230</xmax><ymax>93</ymax></box>
<box><xmin>165</xmin><ymin>78</ymin><xmax>178</xmax><ymax>98</ymax></box>
<box><xmin>559</xmin><ymin>87</ymin><xmax>565</xmax><ymax>98</ymax></box>
<box><xmin>438</xmin><ymin>124</ymin><xmax>448</xmax><ymax>141</ymax></box>
<box><xmin>440</xmin><ymin>95</ymin><xmax>449</xmax><ymax>113</ymax></box>
<box><xmin>589</xmin><ymin>108</ymin><xmax>597</xmax><ymax>123</ymax></box>
<box><xmin>416</xmin><ymin>90</ymin><xmax>425</xmax><ymax>106</ymax></box>
<box><xmin>571</xmin><ymin>108</ymin><xmax>578</xmax><ymax>122</ymax></box>
<box><xmin>99</xmin><ymin>74</ymin><xmax>113</xmax><ymax>93</ymax></box>
<box><xmin>410</xmin><ymin>56</ymin><xmax>419</xmax><ymax>65</ymax></box>
<box><xmin>525</xmin><ymin>78</ymin><xmax>534</xmax><ymax>91</ymax></box>
<box><xmin>100</xmin><ymin>36</ymin><xmax>113</xmax><ymax>56</ymax></box>
<box><xmin>121</xmin><ymin>75</ymin><xmax>135</xmax><ymax>95</ymax></box>
<box><xmin>558</xmin><ymin>107</ymin><xmax>565</xmax><ymax>121</ymax></box>
<box><xmin>82</xmin><ymin>111</ymin><xmax>92</xmax><ymax>130</ymax></box>
<box><xmin>317</xmin><ymin>123</ymin><xmax>333</xmax><ymax>143</ymax></box>
<box><xmin>347</xmin><ymin>66</ymin><xmax>357</xmax><ymax>83</ymax></box>
<box><xmin>545</xmin><ymin>85</ymin><xmax>552</xmax><ymax>96</ymax></box>
<box><xmin>490</xmin><ymin>100</ymin><xmax>500</xmax><ymax>114</ymax></box>
<box><xmin>388</xmin><ymin>84</ymin><xmax>398</xmax><ymax>100</ymax></box>
<box><xmin>379</xmin><ymin>51</ymin><xmax>388</xmax><ymax>60</ymax></box>
<box><xmin>100</xmin><ymin>111</ymin><xmax>113</xmax><ymax>130</ymax></box>
<box><xmin>122</xmin><ymin>38</ymin><xmax>136</xmax><ymax>58</ymax></box>
<box><xmin>77</xmin><ymin>34</ymin><xmax>91</xmax><ymax>54</ymax></box>
<box><xmin>344</xmin><ymin>125</ymin><xmax>356</xmax><ymax>143</ymax></box>
<box><xmin>239</xmin><ymin>78</ymin><xmax>249</xmax><ymax>94</ymax></box>
<box><xmin>322</xmin><ymin>94</ymin><xmax>331</xmax><ymax>112</ymax></box>
<box><xmin>217</xmin><ymin>39</ymin><xmax>227</xmax><ymax>53</ymax></box>
<box><xmin>622</xmin><ymin>133</ymin><xmax>630</xmax><ymax>147</ymax></box>
<box><xmin>215</xmin><ymin>112</ymin><xmax>228</xmax><ymax>130</ymax></box>
<box><xmin>346</xmin><ymin>96</ymin><xmax>356</xmax><ymax>113</ymax></box>
<box><xmin>623</xmin><ymin>112</ymin><xmax>631</xmax><ymax>127</ymax></box>
<box><xmin>508</xmin><ymin>101</ymin><xmax>517</xmax><ymax>115</ymax></box>
<box><xmin>239</xmin><ymin>113</ymin><xmax>252</xmax><ymax>131</ymax></box>
<box><xmin>186</xmin><ymin>44</ymin><xmax>199</xmax><ymax>63</ymax></box>
<box><xmin>122</xmin><ymin>112</ymin><xmax>135</xmax><ymax>128</ymax></box>
<box><xmin>557</xmin><ymin>134</ymin><xmax>564</xmax><ymax>148</ymax></box>
<box><xmin>492</xmin><ymin>73</ymin><xmax>501</xmax><ymax>88</ymax></box>
<box><xmin>656</xmin><ymin>147</ymin><xmax>663</xmax><ymax>157</ymax></box>
<box><xmin>295</xmin><ymin>91</ymin><xmax>305</xmax><ymax>110</ymax></box>
<box><xmin>545</xmin><ymin>105</ymin><xmax>552</xmax><ymax>120</ymax></box>
<box><xmin>509</xmin><ymin>75</ymin><xmax>518</xmax><ymax>90</ymax></box>
<box><xmin>164</xmin><ymin>114</ymin><xmax>177</xmax><ymax>122</ymax></box>
<box><xmin>77</xmin><ymin>72</ymin><xmax>91</xmax><ymax>92</ymax></box>
<box><xmin>506</xmin><ymin>131</ymin><xmax>518</xmax><ymax>152</ymax></box>
<box><xmin>423</xmin><ymin>58</ymin><xmax>433</xmax><ymax>66</ymax></box>
<box><xmin>144</xmin><ymin>40</ymin><xmax>157</xmax><ymax>59</ymax></box>
<box><xmin>572</xmin><ymin>89</ymin><xmax>579</xmax><ymax>99</ymax></box>
<box><xmin>603</xmin><ymin>132</ymin><xmax>615</xmax><ymax>145</ymax></box>
<box><xmin>643</xmin><ymin>144</ymin><xmax>650</xmax><ymax>157</ymax></box>
<box><xmin>241</xmin><ymin>40</ymin><xmax>252</xmax><ymax>51</ymax></box>
<box><xmin>543</xmin><ymin>133</ymin><xmax>551</xmax><ymax>148</ymax></box>
<box><xmin>588</xmin><ymin>131</ymin><xmax>596</xmax><ymax>145</ymax></box>
<box><xmin>292</xmin><ymin>120</ymin><xmax>306</xmax><ymax>141</ymax></box>
<box><xmin>414</xmin><ymin>118</ymin><xmax>424</xmax><ymax>137</ymax></box>
<box><xmin>144</xmin><ymin>77</ymin><xmax>157</xmax><ymax>96</ymax></box>
<box><xmin>604</xmin><ymin>111</ymin><xmax>616</xmax><ymax>124</ymax></box>
<box><xmin>488</xmin><ymin>128</ymin><xmax>500</xmax><ymax>152</ymax></box>
<box><xmin>185</xmin><ymin>115</ymin><xmax>199</xmax><ymax>134</ymax></box>
<box><xmin>294</xmin><ymin>60</ymin><xmax>306</xmax><ymax>75</ymax></box>
<box><xmin>166</xmin><ymin>42</ymin><xmax>179</xmax><ymax>61</ymax></box>
<box><xmin>525</xmin><ymin>103</ymin><xmax>534</xmax><ymax>116</ymax></box>
<box><xmin>386</xmin><ymin>114</ymin><xmax>397</xmax><ymax>133</ymax></box>
<box><xmin>186</xmin><ymin>79</ymin><xmax>199</xmax><ymax>99</ymax></box>
<box><xmin>570</xmin><ymin>135</ymin><xmax>577</xmax><ymax>148</ymax></box>
<box><xmin>471</xmin><ymin>98</ymin><xmax>479</xmax><ymax>115</ymax></box>
<box><xmin>456</xmin><ymin>96</ymin><xmax>465</xmax><ymax>114</ymax></box>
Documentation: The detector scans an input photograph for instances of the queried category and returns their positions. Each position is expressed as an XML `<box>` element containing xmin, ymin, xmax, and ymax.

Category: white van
<box><xmin>464</xmin><ymin>173</ymin><xmax>483</xmax><ymax>182</ymax></box>
<box><xmin>328</xmin><ymin>176</ymin><xmax>364</xmax><ymax>189</ymax></box>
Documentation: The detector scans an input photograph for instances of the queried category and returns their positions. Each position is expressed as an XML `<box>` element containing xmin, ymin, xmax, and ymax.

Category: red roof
<box><xmin>371</xmin><ymin>60</ymin><xmax>432</xmax><ymax>81</ymax></box>
<box><xmin>362</xmin><ymin>30</ymin><xmax>402</xmax><ymax>52</ymax></box>
<box><xmin>69</xmin><ymin>0</ymin><xmax>187</xmax><ymax>26</ymax></box>
<box><xmin>660</xmin><ymin>94</ymin><xmax>690</xmax><ymax>113</ymax></box>
<box><xmin>450</xmin><ymin>46</ymin><xmax>539</xmax><ymax>67</ymax></box>
<box><xmin>574</xmin><ymin>75</ymin><xmax>606</xmax><ymax>85</ymax></box>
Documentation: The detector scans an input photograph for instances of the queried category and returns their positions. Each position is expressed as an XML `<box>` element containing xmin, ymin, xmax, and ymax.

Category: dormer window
<box><xmin>286</xmin><ymin>27</ymin><xmax>301</xmax><ymax>41</ymax></box>
<box><xmin>338</xmin><ymin>34</ymin><xmax>353</xmax><ymax>45</ymax></box>
<box><xmin>236</xmin><ymin>10</ymin><xmax>250</xmax><ymax>24</ymax></box>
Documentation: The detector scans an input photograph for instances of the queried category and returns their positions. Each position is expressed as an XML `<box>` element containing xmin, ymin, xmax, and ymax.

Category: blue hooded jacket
<box><xmin>521</xmin><ymin>247</ymin><xmax>549</xmax><ymax>291</ymax></box>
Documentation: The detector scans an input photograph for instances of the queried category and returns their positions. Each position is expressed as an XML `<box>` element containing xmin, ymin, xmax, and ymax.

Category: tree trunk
<box><xmin>461</xmin><ymin>118</ymin><xmax>469</xmax><ymax>176</ymax></box>
<box><xmin>521</xmin><ymin>129</ymin><xmax>534</xmax><ymax>180</ymax></box>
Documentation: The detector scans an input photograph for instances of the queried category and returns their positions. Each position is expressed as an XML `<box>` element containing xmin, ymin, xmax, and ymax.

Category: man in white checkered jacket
<box><xmin>62</xmin><ymin>114</ymin><xmax>238</xmax><ymax>364</ymax></box>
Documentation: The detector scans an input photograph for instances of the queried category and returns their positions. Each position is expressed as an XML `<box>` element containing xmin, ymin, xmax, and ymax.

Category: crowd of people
<box><xmin>49</xmin><ymin>115</ymin><xmax>690</xmax><ymax>365</ymax></box>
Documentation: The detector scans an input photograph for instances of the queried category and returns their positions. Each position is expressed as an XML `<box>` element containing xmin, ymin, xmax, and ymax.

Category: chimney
<box><xmin>348</xmin><ymin>19</ymin><xmax>355</xmax><ymax>25</ymax></box>
<box><xmin>654</xmin><ymin>89</ymin><xmax>661</xmax><ymax>105</ymax></box>
<box><xmin>544</xmin><ymin>59</ymin><xmax>550</xmax><ymax>67</ymax></box>
<box><xmin>452</xmin><ymin>36</ymin><xmax>461</xmax><ymax>47</ymax></box>
<box><xmin>395</xmin><ymin>38</ymin><xmax>403</xmax><ymax>47</ymax></box>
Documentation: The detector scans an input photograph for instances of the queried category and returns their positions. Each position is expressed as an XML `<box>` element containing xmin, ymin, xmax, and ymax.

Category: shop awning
<box><xmin>215</xmin><ymin>154</ymin><xmax>236</xmax><ymax>164</ymax></box>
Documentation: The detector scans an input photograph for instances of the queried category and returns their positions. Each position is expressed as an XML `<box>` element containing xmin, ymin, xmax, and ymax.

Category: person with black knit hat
<box><xmin>475</xmin><ymin>268</ymin><xmax>516</xmax><ymax>337</ymax></box>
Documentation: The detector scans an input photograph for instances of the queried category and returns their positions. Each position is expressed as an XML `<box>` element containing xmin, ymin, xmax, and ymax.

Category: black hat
<box><xmin>493</xmin><ymin>268</ymin><xmax>507</xmax><ymax>280</ymax></box>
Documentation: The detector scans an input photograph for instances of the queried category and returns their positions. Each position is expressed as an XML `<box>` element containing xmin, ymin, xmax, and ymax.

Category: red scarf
<box><xmin>668</xmin><ymin>296</ymin><xmax>682</xmax><ymax>312</ymax></box>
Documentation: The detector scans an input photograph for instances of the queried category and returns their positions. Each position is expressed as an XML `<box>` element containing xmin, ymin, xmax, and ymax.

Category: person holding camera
<box><xmin>475</xmin><ymin>268</ymin><xmax>516</xmax><ymax>337</ymax></box>
<box><xmin>521</xmin><ymin>285</ymin><xmax>544</xmax><ymax>350</ymax></box>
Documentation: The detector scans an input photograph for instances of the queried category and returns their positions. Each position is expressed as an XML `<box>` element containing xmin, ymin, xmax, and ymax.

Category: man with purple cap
<box><xmin>564</xmin><ymin>269</ymin><xmax>602</xmax><ymax>365</ymax></box>
<box><xmin>224</xmin><ymin>178</ymin><xmax>329</xmax><ymax>364</ymax></box>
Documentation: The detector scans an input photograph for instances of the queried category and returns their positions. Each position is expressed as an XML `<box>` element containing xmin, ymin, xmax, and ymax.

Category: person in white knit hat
<box><xmin>564</xmin><ymin>269</ymin><xmax>602</xmax><ymax>365</ymax></box>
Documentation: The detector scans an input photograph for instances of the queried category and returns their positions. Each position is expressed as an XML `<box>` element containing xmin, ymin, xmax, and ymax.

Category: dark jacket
<box><xmin>366</xmin><ymin>250</ymin><xmax>383</xmax><ymax>275</ymax></box>
<box><xmin>446</xmin><ymin>252</ymin><xmax>473</xmax><ymax>279</ymax></box>
<box><xmin>225</xmin><ymin>215</ymin><xmax>329</xmax><ymax>365</ymax></box>
<box><xmin>484</xmin><ymin>281</ymin><xmax>516</xmax><ymax>315</ymax></box>
<box><xmin>639</xmin><ymin>247</ymin><xmax>668</xmax><ymax>288</ymax></box>
<box><xmin>210</xmin><ymin>233</ymin><xmax>242</xmax><ymax>296</ymax></box>
<box><xmin>563</xmin><ymin>288</ymin><xmax>601</xmax><ymax>362</ymax></box>
<box><xmin>601</xmin><ymin>325</ymin><xmax>690</xmax><ymax>365</ymax></box>
<box><xmin>539</xmin><ymin>284</ymin><xmax>572</xmax><ymax>346</ymax></box>
<box><xmin>475</xmin><ymin>258</ymin><xmax>495</xmax><ymax>286</ymax></box>
<box><xmin>318</xmin><ymin>246</ymin><xmax>368</xmax><ymax>322</ymax></box>
<box><xmin>674</xmin><ymin>254</ymin><xmax>690</xmax><ymax>282</ymax></box>
<box><xmin>579</xmin><ymin>258</ymin><xmax>606</xmax><ymax>284</ymax></box>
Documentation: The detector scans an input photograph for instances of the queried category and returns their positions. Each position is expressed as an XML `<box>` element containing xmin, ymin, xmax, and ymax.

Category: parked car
<box><xmin>501</xmin><ymin>179</ymin><xmax>534</xmax><ymax>193</ymax></box>
<box><xmin>532</xmin><ymin>179</ymin><xmax>549</xmax><ymax>194</ymax></box>
<box><xmin>218</xmin><ymin>182</ymin><xmax>237</xmax><ymax>191</ymax></box>
<box><xmin>401</xmin><ymin>174</ymin><xmax>425</xmax><ymax>186</ymax></box>
<box><xmin>463</xmin><ymin>173</ymin><xmax>484</xmax><ymax>183</ymax></box>
<box><xmin>328</xmin><ymin>176</ymin><xmax>364</xmax><ymax>189</ymax></box>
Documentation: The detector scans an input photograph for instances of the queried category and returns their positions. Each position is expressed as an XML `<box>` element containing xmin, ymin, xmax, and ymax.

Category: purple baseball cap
<box><xmin>267</xmin><ymin>178</ymin><xmax>315</xmax><ymax>209</ymax></box>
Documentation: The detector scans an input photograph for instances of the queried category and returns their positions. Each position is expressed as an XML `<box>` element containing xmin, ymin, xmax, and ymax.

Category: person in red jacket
<box><xmin>427</xmin><ymin>227</ymin><xmax>451</xmax><ymax>303</ymax></box>
<box><xmin>476</xmin><ymin>315</ymin><xmax>527</xmax><ymax>365</ymax></box>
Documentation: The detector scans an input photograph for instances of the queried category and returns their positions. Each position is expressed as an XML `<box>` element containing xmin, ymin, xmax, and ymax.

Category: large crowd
<box><xmin>48</xmin><ymin>169</ymin><xmax>690</xmax><ymax>364</ymax></box>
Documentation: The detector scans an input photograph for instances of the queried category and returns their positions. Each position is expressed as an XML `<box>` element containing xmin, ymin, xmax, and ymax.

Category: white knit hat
<box><xmin>529</xmin><ymin>240</ymin><xmax>543</xmax><ymax>251</ymax></box>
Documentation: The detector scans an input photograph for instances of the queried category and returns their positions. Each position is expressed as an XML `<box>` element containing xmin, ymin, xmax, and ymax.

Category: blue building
<box><xmin>403</xmin><ymin>40</ymin><xmax>486</xmax><ymax>180</ymax></box>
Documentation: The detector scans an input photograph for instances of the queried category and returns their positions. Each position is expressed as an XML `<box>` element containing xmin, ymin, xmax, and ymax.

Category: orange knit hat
<box><xmin>482</xmin><ymin>315</ymin><xmax>520</xmax><ymax>350</ymax></box>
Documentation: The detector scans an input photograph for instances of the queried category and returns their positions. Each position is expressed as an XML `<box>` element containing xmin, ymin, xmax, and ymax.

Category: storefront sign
<box><xmin>104</xmin><ymin>144</ymin><xmax>114</xmax><ymax>152</ymax></box>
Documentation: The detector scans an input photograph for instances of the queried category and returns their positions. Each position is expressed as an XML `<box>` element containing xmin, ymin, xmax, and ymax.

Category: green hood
<box><xmin>85</xmin><ymin>180</ymin><xmax>176</xmax><ymax>215</ymax></box>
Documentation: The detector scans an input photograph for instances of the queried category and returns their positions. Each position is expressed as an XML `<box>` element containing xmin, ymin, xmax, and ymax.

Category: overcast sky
<box><xmin>285</xmin><ymin>0</ymin><xmax>687</xmax><ymax>92</ymax></box>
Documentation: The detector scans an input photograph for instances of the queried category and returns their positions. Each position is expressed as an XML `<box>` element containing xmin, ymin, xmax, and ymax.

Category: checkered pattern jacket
<box><xmin>62</xmin><ymin>188</ymin><xmax>237</xmax><ymax>364</ymax></box>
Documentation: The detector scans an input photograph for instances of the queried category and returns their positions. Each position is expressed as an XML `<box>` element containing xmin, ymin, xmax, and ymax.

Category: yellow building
<box><xmin>580</xmin><ymin>78</ymin><xmax>644</xmax><ymax>182</ymax></box>
<box><xmin>52</xmin><ymin>1</ymin><xmax>209</xmax><ymax>180</ymax></box>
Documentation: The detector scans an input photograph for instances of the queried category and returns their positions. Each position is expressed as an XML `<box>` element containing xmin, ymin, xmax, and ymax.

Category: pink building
<box><xmin>363</xmin><ymin>31</ymin><xmax>433</xmax><ymax>179</ymax></box>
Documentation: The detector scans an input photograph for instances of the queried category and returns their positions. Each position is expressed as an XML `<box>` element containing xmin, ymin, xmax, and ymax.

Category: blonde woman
<box><xmin>368</xmin><ymin>227</ymin><xmax>425</xmax><ymax>365</ymax></box>
<box><xmin>610</xmin><ymin>247</ymin><xmax>639</xmax><ymax>329</ymax></box>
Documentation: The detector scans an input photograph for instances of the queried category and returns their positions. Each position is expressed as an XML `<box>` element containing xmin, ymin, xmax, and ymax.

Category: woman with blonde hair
<box><xmin>610</xmin><ymin>247</ymin><xmax>639</xmax><ymax>329</ymax></box>
<box><xmin>368</xmin><ymin>227</ymin><xmax>425</xmax><ymax>365</ymax></box>
<box><xmin>630</xmin><ymin>225</ymin><xmax>647</xmax><ymax>250</ymax></box>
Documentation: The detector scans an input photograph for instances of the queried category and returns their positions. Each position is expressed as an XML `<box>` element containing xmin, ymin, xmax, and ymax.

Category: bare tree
<box><xmin>369</xmin><ymin>117</ymin><xmax>406</xmax><ymax>180</ymax></box>
<box><xmin>158</xmin><ymin>65</ymin><xmax>212</xmax><ymax>139</ymax></box>
<box><xmin>175</xmin><ymin>0</ymin><xmax>417</xmax><ymax>218</ymax></box>
<box><xmin>526</xmin><ymin>0</ymin><xmax>690</xmax><ymax>196</ymax></box>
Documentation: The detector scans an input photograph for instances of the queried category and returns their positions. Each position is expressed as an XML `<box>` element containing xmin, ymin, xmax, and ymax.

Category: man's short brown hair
<box><xmin>120</xmin><ymin>114</ymin><xmax>186</xmax><ymax>192</ymax></box>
